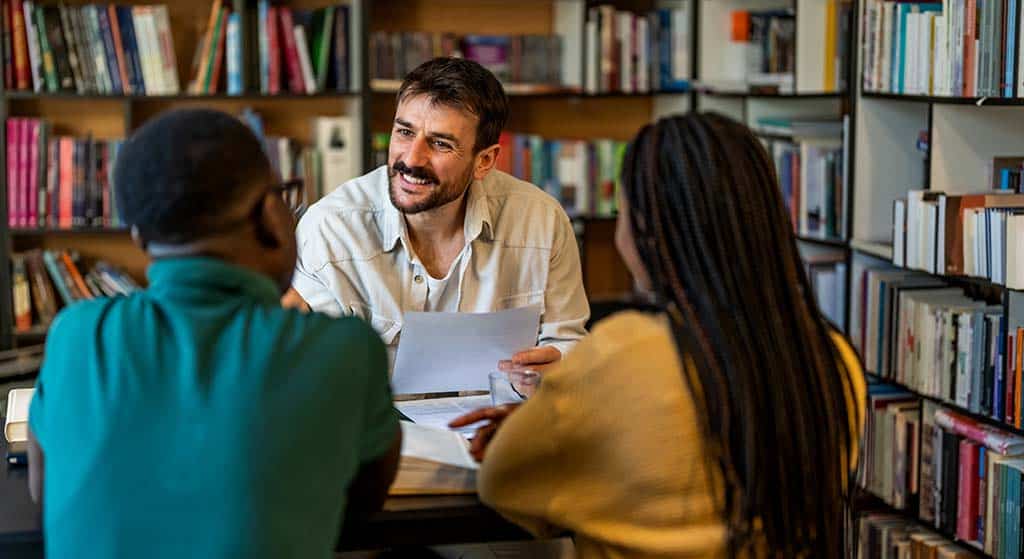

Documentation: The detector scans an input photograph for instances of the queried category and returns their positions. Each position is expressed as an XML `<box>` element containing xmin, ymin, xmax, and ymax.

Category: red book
<box><xmin>963</xmin><ymin>0</ymin><xmax>977</xmax><ymax>96</ymax></box>
<box><xmin>957</xmin><ymin>439</ymin><xmax>980</xmax><ymax>542</ymax></box>
<box><xmin>277</xmin><ymin>7</ymin><xmax>304</xmax><ymax>94</ymax></box>
<box><xmin>267</xmin><ymin>6</ymin><xmax>280</xmax><ymax>94</ymax></box>
<box><xmin>58</xmin><ymin>137</ymin><xmax>73</xmax><ymax>228</ymax></box>
<box><xmin>6</xmin><ymin>118</ymin><xmax>17</xmax><ymax>227</ymax></box>
<box><xmin>208</xmin><ymin>7</ymin><xmax>227</xmax><ymax>93</ymax></box>
<box><xmin>17</xmin><ymin>118</ymin><xmax>28</xmax><ymax>227</ymax></box>
<box><xmin>26</xmin><ymin>119</ymin><xmax>38</xmax><ymax>227</ymax></box>
<box><xmin>496</xmin><ymin>132</ymin><xmax>513</xmax><ymax>174</ymax></box>
<box><xmin>10</xmin><ymin>0</ymin><xmax>27</xmax><ymax>90</ymax></box>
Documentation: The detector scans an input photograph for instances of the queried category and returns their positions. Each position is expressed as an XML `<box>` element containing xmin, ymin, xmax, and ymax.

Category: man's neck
<box><xmin>404</xmin><ymin>192</ymin><xmax>469</xmax><ymax>278</ymax></box>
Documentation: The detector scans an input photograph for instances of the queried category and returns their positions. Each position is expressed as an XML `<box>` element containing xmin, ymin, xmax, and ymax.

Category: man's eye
<box><xmin>434</xmin><ymin>141</ymin><xmax>452</xmax><ymax>150</ymax></box>
<box><xmin>397</xmin><ymin>129</ymin><xmax>414</xmax><ymax>137</ymax></box>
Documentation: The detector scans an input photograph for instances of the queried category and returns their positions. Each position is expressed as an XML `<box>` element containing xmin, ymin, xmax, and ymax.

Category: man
<box><xmin>284</xmin><ymin>58</ymin><xmax>589</xmax><ymax>371</ymax></box>
<box><xmin>27</xmin><ymin>109</ymin><xmax>401</xmax><ymax>558</ymax></box>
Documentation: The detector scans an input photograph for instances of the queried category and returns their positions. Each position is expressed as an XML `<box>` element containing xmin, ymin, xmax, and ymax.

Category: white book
<box><xmin>4</xmin><ymin>388</ymin><xmax>34</xmax><ymax>443</ymax></box>
<box><xmin>226</xmin><ymin>16</ymin><xmax>241</xmax><ymax>95</ymax></box>
<box><xmin>1006</xmin><ymin>214</ymin><xmax>1024</xmax><ymax>289</ymax></box>
<box><xmin>933</xmin><ymin>14</ymin><xmax>947</xmax><ymax>95</ymax></box>
<box><xmin>906</xmin><ymin>191</ymin><xmax>926</xmax><ymax>270</ymax></box>
<box><xmin>313</xmin><ymin>116</ymin><xmax>358</xmax><ymax>195</ymax></box>
<box><xmin>990</xmin><ymin>210</ymin><xmax>1003</xmax><ymax>283</ymax></box>
<box><xmin>584</xmin><ymin>15</ymin><xmax>598</xmax><ymax>94</ymax></box>
<box><xmin>881</xmin><ymin>3</ymin><xmax>895</xmax><ymax>92</ymax></box>
<box><xmin>617</xmin><ymin>11</ymin><xmax>632</xmax><ymax>93</ymax></box>
<box><xmin>636</xmin><ymin>16</ymin><xmax>649</xmax><ymax>93</ymax></box>
<box><xmin>922</xmin><ymin>13</ymin><xmax>935</xmax><ymax>95</ymax></box>
<box><xmin>672</xmin><ymin>6</ymin><xmax>690</xmax><ymax>81</ymax></box>
<box><xmin>923</xmin><ymin>202</ymin><xmax>937</xmax><ymax>273</ymax></box>
<box><xmin>1019</xmin><ymin>0</ymin><xmax>1024</xmax><ymax>96</ymax></box>
<box><xmin>894</xmin><ymin>199</ymin><xmax>907</xmax><ymax>266</ymax></box>
<box><xmin>935</xmin><ymin>194</ymin><xmax>946</xmax><ymax>273</ymax></box>
<box><xmin>22</xmin><ymin>1</ymin><xmax>42</xmax><ymax>92</ymax></box>
<box><xmin>953</xmin><ymin>0</ymin><xmax>965</xmax><ymax>95</ymax></box>
<box><xmin>132</xmin><ymin>7</ymin><xmax>161</xmax><ymax>95</ymax></box>
<box><xmin>152</xmin><ymin>6</ymin><xmax>180</xmax><ymax>94</ymax></box>
<box><xmin>294</xmin><ymin>26</ymin><xmax>316</xmax><ymax>94</ymax></box>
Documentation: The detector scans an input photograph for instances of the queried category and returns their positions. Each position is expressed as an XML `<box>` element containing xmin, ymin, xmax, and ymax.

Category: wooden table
<box><xmin>0</xmin><ymin>436</ymin><xmax>529</xmax><ymax>556</ymax></box>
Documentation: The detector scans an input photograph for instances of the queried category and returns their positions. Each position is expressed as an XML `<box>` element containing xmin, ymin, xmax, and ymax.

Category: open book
<box><xmin>4</xmin><ymin>388</ymin><xmax>33</xmax><ymax>465</ymax></box>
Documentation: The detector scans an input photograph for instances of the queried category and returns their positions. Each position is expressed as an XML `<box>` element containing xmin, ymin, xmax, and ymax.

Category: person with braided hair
<box><xmin>452</xmin><ymin>112</ymin><xmax>867</xmax><ymax>558</ymax></box>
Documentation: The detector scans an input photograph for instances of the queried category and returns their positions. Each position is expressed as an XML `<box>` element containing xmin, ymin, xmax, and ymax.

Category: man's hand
<box><xmin>449</xmin><ymin>404</ymin><xmax>520</xmax><ymax>462</ymax></box>
<box><xmin>499</xmin><ymin>346</ymin><xmax>561</xmax><ymax>374</ymax></box>
<box><xmin>281</xmin><ymin>288</ymin><xmax>311</xmax><ymax>312</ymax></box>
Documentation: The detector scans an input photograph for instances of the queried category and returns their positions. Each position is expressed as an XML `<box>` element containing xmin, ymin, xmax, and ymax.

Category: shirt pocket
<box><xmin>496</xmin><ymin>290</ymin><xmax>545</xmax><ymax>312</ymax></box>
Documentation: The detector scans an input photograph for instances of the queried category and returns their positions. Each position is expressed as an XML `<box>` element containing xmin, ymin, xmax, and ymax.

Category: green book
<box><xmin>202</xmin><ymin>7</ymin><xmax>225</xmax><ymax>94</ymax></box>
<box><xmin>314</xmin><ymin>6</ymin><xmax>334</xmax><ymax>90</ymax></box>
<box><xmin>33</xmin><ymin>6</ymin><xmax>57</xmax><ymax>92</ymax></box>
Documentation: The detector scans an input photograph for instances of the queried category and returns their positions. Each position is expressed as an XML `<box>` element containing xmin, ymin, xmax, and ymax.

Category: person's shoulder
<box><xmin>310</xmin><ymin>166</ymin><xmax>390</xmax><ymax>213</ymax></box>
<box><xmin>485</xmin><ymin>170</ymin><xmax>567</xmax><ymax>215</ymax></box>
<box><xmin>277</xmin><ymin>308</ymin><xmax>385</xmax><ymax>360</ymax></box>
<box><xmin>483</xmin><ymin>171</ymin><xmax>574</xmax><ymax>248</ymax></box>
<box><xmin>47</xmin><ymin>295</ymin><xmax>126</xmax><ymax>339</ymax></box>
<box><xmin>295</xmin><ymin>167</ymin><xmax>392</xmax><ymax>262</ymax></box>
<box><xmin>551</xmin><ymin>310</ymin><xmax>674</xmax><ymax>381</ymax></box>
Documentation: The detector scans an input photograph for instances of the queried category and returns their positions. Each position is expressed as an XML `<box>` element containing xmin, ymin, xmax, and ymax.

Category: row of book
<box><xmin>5</xmin><ymin>118</ymin><xmax>123</xmax><ymax>229</ymax></box>
<box><xmin>713</xmin><ymin>9</ymin><xmax>796</xmax><ymax>93</ymax></box>
<box><xmin>370</xmin><ymin>32</ymin><xmax>563</xmax><ymax>89</ymax></box>
<box><xmin>861</xmin><ymin>0</ymin><xmax>1024</xmax><ymax>98</ymax></box>
<box><xmin>2</xmin><ymin>1</ymin><xmax>179</xmax><ymax>95</ymax></box>
<box><xmin>10</xmin><ymin>249</ymin><xmax>139</xmax><ymax>332</ymax></box>
<box><xmin>857</xmin><ymin>513</ymin><xmax>983</xmax><ymax>558</ymax></box>
<box><xmin>860</xmin><ymin>391</ymin><xmax>1024</xmax><ymax>558</ymax></box>
<box><xmin>759</xmin><ymin>117</ymin><xmax>848</xmax><ymax>242</ymax></box>
<box><xmin>493</xmin><ymin>132</ymin><xmax>626</xmax><ymax>218</ymax></box>
<box><xmin>893</xmin><ymin>190</ymin><xmax>1024</xmax><ymax>288</ymax></box>
<box><xmin>854</xmin><ymin>268</ymin><xmax>1024</xmax><ymax>431</ymax></box>
<box><xmin>583</xmin><ymin>5</ymin><xmax>690</xmax><ymax>94</ymax></box>
<box><xmin>222</xmin><ymin>0</ymin><xmax>351</xmax><ymax>96</ymax></box>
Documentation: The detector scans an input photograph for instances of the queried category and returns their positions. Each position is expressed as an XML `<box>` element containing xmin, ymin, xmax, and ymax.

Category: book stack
<box><xmin>5</xmin><ymin>118</ymin><xmax>123</xmax><ymax>229</ymax></box>
<box><xmin>891</xmin><ymin>190</ymin><xmax>1024</xmax><ymax>288</ymax></box>
<box><xmin>858</xmin><ymin>512</ymin><xmax>985</xmax><ymax>558</ymax></box>
<box><xmin>239</xmin><ymin>108</ymin><xmax>359</xmax><ymax>199</ymax></box>
<box><xmin>493</xmin><ymin>132</ymin><xmax>627</xmax><ymax>218</ymax></box>
<box><xmin>10</xmin><ymin>249</ymin><xmax>139</xmax><ymax>333</ymax></box>
<box><xmin>583</xmin><ymin>4</ymin><xmax>691</xmax><ymax>94</ymax></box>
<box><xmin>803</xmin><ymin>253</ymin><xmax>847</xmax><ymax>328</ymax></box>
<box><xmin>761</xmin><ymin>118</ymin><xmax>848</xmax><ymax>241</ymax></box>
<box><xmin>858</xmin><ymin>384</ymin><xmax>921</xmax><ymax>510</ymax></box>
<box><xmin>2</xmin><ymin>1</ymin><xmax>179</xmax><ymax>94</ymax></box>
<box><xmin>921</xmin><ymin>402</ymin><xmax>1024</xmax><ymax>555</ymax></box>
<box><xmin>193</xmin><ymin>0</ymin><xmax>351</xmax><ymax>96</ymax></box>
<box><xmin>369</xmin><ymin>32</ymin><xmax>563</xmax><ymax>90</ymax></box>
<box><xmin>852</xmin><ymin>269</ymin><xmax>1024</xmax><ymax>427</ymax></box>
<box><xmin>861</xmin><ymin>0</ymin><xmax>1024</xmax><ymax>97</ymax></box>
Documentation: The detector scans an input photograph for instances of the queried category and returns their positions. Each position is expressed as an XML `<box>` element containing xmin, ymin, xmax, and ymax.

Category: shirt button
<box><xmin>414</xmin><ymin>275</ymin><xmax>424</xmax><ymax>284</ymax></box>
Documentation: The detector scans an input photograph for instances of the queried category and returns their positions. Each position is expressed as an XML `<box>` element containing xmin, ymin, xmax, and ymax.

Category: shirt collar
<box><xmin>381</xmin><ymin>173</ymin><xmax>494</xmax><ymax>254</ymax></box>
<box><xmin>146</xmin><ymin>257</ymin><xmax>281</xmax><ymax>305</ymax></box>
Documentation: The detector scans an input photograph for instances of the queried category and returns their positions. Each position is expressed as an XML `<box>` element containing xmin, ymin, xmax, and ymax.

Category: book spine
<box><xmin>16</xmin><ymin>117</ymin><xmax>27</xmax><ymax>227</ymax></box>
<box><xmin>1006</xmin><ymin>0</ymin><xmax>1018</xmax><ymax>96</ymax></box>
<box><xmin>96</xmin><ymin>6</ymin><xmax>120</xmax><ymax>94</ymax></box>
<box><xmin>40</xmin><ymin>250</ymin><xmax>72</xmax><ymax>305</ymax></box>
<box><xmin>10</xmin><ymin>0</ymin><xmax>26</xmax><ymax>89</ymax></box>
<box><xmin>4</xmin><ymin>0</ymin><xmax>13</xmax><ymax>89</ymax></box>
<box><xmin>107</xmin><ymin>5</ymin><xmax>128</xmax><ymax>94</ymax></box>
<box><xmin>206</xmin><ymin>7</ymin><xmax>227</xmax><ymax>94</ymax></box>
<box><xmin>131</xmin><ymin>7</ymin><xmax>155</xmax><ymax>94</ymax></box>
<box><xmin>71</xmin><ymin>139</ymin><xmax>83</xmax><ymax>226</ymax></box>
<box><xmin>257</xmin><ymin>0</ymin><xmax>267</xmax><ymax>93</ymax></box>
<box><xmin>22</xmin><ymin>1</ymin><xmax>41</xmax><ymax>92</ymax></box>
<box><xmin>57</xmin><ymin>5</ymin><xmax>82</xmax><ymax>93</ymax></box>
<box><xmin>277</xmin><ymin>7</ymin><xmax>302</xmax><ymax>93</ymax></box>
<box><xmin>33</xmin><ymin>6</ymin><xmax>54</xmax><ymax>92</ymax></box>
<box><xmin>85</xmin><ymin>6</ymin><xmax>110</xmax><ymax>94</ymax></box>
<box><xmin>11</xmin><ymin>254</ymin><xmax>30</xmax><ymax>331</ymax></box>
<box><xmin>333</xmin><ymin>6</ymin><xmax>348</xmax><ymax>92</ymax></box>
<box><xmin>117</xmin><ymin>6</ymin><xmax>143</xmax><ymax>94</ymax></box>
<box><xmin>25</xmin><ymin>117</ymin><xmax>36</xmax><ymax>227</ymax></box>
<box><xmin>6</xmin><ymin>118</ymin><xmax>17</xmax><ymax>227</ymax></box>
<box><xmin>315</xmin><ymin>6</ymin><xmax>333</xmax><ymax>90</ymax></box>
<box><xmin>69</xmin><ymin>6</ymin><xmax>96</xmax><ymax>93</ymax></box>
<box><xmin>226</xmin><ymin>12</ymin><xmax>240</xmax><ymax>94</ymax></box>
<box><xmin>152</xmin><ymin>6</ymin><xmax>178</xmax><ymax>94</ymax></box>
<box><xmin>294</xmin><ymin>25</ymin><xmax>315</xmax><ymax>94</ymax></box>
<box><xmin>58</xmin><ymin>136</ymin><xmax>71</xmax><ymax>227</ymax></box>
<box><xmin>267</xmin><ymin>5</ymin><xmax>280</xmax><ymax>94</ymax></box>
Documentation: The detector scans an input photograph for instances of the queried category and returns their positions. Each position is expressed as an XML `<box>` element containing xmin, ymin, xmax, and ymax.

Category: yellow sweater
<box><xmin>478</xmin><ymin>311</ymin><xmax>866</xmax><ymax>559</ymax></box>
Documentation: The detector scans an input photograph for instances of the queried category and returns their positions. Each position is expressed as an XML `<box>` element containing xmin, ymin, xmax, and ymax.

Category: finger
<box><xmin>469</xmin><ymin>424</ymin><xmax>498</xmax><ymax>460</ymax></box>
<box><xmin>497</xmin><ymin>359</ymin><xmax>517</xmax><ymax>371</ymax></box>
<box><xmin>449</xmin><ymin>407</ymin><xmax>505</xmax><ymax>428</ymax></box>
<box><xmin>511</xmin><ymin>346</ymin><xmax>561</xmax><ymax>366</ymax></box>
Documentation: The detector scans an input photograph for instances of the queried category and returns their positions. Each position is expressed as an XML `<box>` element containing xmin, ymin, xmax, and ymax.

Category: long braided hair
<box><xmin>619</xmin><ymin>112</ymin><xmax>861</xmax><ymax>557</ymax></box>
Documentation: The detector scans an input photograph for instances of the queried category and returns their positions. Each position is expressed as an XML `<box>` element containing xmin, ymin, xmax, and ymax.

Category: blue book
<box><xmin>1007</xmin><ymin>0</ymin><xmax>1018</xmax><ymax>97</ymax></box>
<box><xmin>226</xmin><ymin>13</ymin><xmax>242</xmax><ymax>95</ymax></box>
<box><xmin>895</xmin><ymin>5</ymin><xmax>909</xmax><ymax>93</ymax></box>
<box><xmin>41</xmin><ymin>251</ymin><xmax>74</xmax><ymax>305</ymax></box>
<box><xmin>978</xmin><ymin>445</ymin><xmax>986</xmax><ymax>543</ymax></box>
<box><xmin>258</xmin><ymin>0</ymin><xmax>269</xmax><ymax>93</ymax></box>
<box><xmin>116</xmin><ymin>6</ymin><xmax>145</xmax><ymax>94</ymax></box>
<box><xmin>995</xmin><ymin>315</ymin><xmax>1007</xmax><ymax>421</ymax></box>
<box><xmin>544</xmin><ymin>140</ymin><xmax>560</xmax><ymax>201</ymax></box>
<box><xmin>95</xmin><ymin>7</ymin><xmax>122</xmax><ymax>94</ymax></box>
<box><xmin>512</xmin><ymin>134</ymin><xmax>528</xmax><ymax>179</ymax></box>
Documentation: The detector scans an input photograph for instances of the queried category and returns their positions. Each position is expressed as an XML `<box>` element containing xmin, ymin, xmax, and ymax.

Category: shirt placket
<box><xmin>409</xmin><ymin>260</ymin><xmax>428</xmax><ymax>311</ymax></box>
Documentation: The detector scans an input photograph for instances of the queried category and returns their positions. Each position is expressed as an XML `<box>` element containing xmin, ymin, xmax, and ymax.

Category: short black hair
<box><xmin>397</xmin><ymin>57</ymin><xmax>509</xmax><ymax>152</ymax></box>
<box><xmin>114</xmin><ymin>108</ymin><xmax>273</xmax><ymax>244</ymax></box>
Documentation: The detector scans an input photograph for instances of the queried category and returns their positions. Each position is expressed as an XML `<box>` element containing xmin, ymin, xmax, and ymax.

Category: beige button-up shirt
<box><xmin>292</xmin><ymin>166</ymin><xmax>590</xmax><ymax>363</ymax></box>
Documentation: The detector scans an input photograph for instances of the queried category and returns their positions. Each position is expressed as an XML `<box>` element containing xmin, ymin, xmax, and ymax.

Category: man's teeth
<box><xmin>402</xmin><ymin>173</ymin><xmax>433</xmax><ymax>185</ymax></box>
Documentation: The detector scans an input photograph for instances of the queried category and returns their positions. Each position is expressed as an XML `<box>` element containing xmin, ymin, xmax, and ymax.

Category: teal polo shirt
<box><xmin>29</xmin><ymin>257</ymin><xmax>398</xmax><ymax>559</ymax></box>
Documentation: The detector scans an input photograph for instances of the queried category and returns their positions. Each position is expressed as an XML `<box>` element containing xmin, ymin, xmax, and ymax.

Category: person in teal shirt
<box><xmin>26</xmin><ymin>108</ymin><xmax>402</xmax><ymax>558</ymax></box>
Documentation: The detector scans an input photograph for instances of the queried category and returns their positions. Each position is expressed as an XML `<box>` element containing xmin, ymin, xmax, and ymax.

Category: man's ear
<box><xmin>473</xmin><ymin>143</ymin><xmax>501</xmax><ymax>180</ymax></box>
<box><xmin>254</xmin><ymin>195</ymin><xmax>285</xmax><ymax>249</ymax></box>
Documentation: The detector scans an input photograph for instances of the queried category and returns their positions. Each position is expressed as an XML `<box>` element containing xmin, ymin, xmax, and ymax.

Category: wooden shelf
<box><xmin>696</xmin><ymin>88</ymin><xmax>845</xmax><ymax>99</ymax></box>
<box><xmin>370</xmin><ymin>78</ymin><xmax>688</xmax><ymax>98</ymax></box>
<box><xmin>2</xmin><ymin>91</ymin><xmax>359</xmax><ymax>100</ymax></box>
<box><xmin>10</xmin><ymin>228</ymin><xmax>130</xmax><ymax>236</ymax></box>
<box><xmin>861</xmin><ymin>92</ymin><xmax>1024</xmax><ymax>106</ymax></box>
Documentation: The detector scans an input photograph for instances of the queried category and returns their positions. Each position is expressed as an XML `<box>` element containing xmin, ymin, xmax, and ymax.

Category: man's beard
<box><xmin>388</xmin><ymin>160</ymin><xmax>474</xmax><ymax>215</ymax></box>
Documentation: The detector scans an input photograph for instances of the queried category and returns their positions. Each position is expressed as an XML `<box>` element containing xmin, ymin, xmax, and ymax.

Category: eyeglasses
<box><xmin>272</xmin><ymin>177</ymin><xmax>307</xmax><ymax>219</ymax></box>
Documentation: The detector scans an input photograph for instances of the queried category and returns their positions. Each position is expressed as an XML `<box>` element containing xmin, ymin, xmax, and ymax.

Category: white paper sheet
<box><xmin>395</xmin><ymin>395</ymin><xmax>492</xmax><ymax>436</ymax></box>
<box><xmin>400</xmin><ymin>421</ymin><xmax>479</xmax><ymax>470</ymax></box>
<box><xmin>391</xmin><ymin>306</ymin><xmax>541</xmax><ymax>395</ymax></box>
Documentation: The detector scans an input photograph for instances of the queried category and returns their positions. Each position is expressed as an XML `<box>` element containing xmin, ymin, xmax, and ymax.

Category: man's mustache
<box><xmin>392</xmin><ymin>161</ymin><xmax>439</xmax><ymax>184</ymax></box>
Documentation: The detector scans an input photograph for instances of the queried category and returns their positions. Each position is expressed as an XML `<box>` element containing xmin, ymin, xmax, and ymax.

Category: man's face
<box><xmin>388</xmin><ymin>94</ymin><xmax>479</xmax><ymax>214</ymax></box>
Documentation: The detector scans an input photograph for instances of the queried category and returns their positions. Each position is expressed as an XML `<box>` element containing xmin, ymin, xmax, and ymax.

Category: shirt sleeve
<box><xmin>292</xmin><ymin>208</ymin><xmax>345</xmax><ymax>317</ymax></box>
<box><xmin>537</xmin><ymin>210</ymin><xmax>590</xmax><ymax>357</ymax></box>
<box><xmin>358</xmin><ymin>324</ymin><xmax>399</xmax><ymax>463</ymax></box>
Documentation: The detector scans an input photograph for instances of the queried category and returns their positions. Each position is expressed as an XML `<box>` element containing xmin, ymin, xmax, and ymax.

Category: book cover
<box><xmin>84</xmin><ymin>5</ymin><xmax>111</xmax><ymax>94</ymax></box>
<box><xmin>313</xmin><ymin>5</ymin><xmax>333</xmax><ymax>90</ymax></box>
<box><xmin>25</xmin><ymin>249</ymin><xmax>56</xmax><ymax>324</ymax></box>
<box><xmin>151</xmin><ymin>5</ymin><xmax>178</xmax><ymax>93</ymax></box>
<box><xmin>26</xmin><ymin>118</ymin><xmax>38</xmax><ymax>227</ymax></box>
<box><xmin>10</xmin><ymin>0</ymin><xmax>28</xmax><ymax>89</ymax></box>
<box><xmin>331</xmin><ymin>5</ymin><xmax>348</xmax><ymax>92</ymax></box>
<box><xmin>22</xmin><ymin>0</ymin><xmax>41</xmax><ymax>92</ymax></box>
<box><xmin>96</xmin><ymin>5</ymin><xmax>122</xmax><ymax>94</ymax></box>
<box><xmin>40</xmin><ymin>249</ymin><xmax>72</xmax><ymax>304</ymax></box>
<box><xmin>106</xmin><ymin>4</ymin><xmax>129</xmax><ymax>94</ymax></box>
<box><xmin>277</xmin><ymin>7</ymin><xmax>303</xmax><ymax>93</ymax></box>
<box><xmin>226</xmin><ymin>12</ymin><xmax>241</xmax><ymax>94</ymax></box>
<box><xmin>206</xmin><ymin>7</ymin><xmax>227</xmax><ymax>93</ymax></box>
<box><xmin>32</xmin><ymin>5</ymin><xmax>55</xmax><ymax>92</ymax></box>
<box><xmin>68</xmin><ymin>5</ymin><xmax>96</xmax><ymax>93</ymax></box>
<box><xmin>116</xmin><ymin>6</ymin><xmax>144</xmax><ymax>94</ymax></box>
<box><xmin>11</xmin><ymin>254</ymin><xmax>31</xmax><ymax>332</ymax></box>
<box><xmin>3</xmin><ymin>0</ymin><xmax>12</xmax><ymax>89</ymax></box>
<box><xmin>293</xmin><ymin>25</ymin><xmax>315</xmax><ymax>94</ymax></box>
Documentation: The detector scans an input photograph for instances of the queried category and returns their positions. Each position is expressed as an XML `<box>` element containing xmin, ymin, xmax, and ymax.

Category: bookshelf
<box><xmin>849</xmin><ymin>0</ymin><xmax>1024</xmax><ymax>556</ymax></box>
